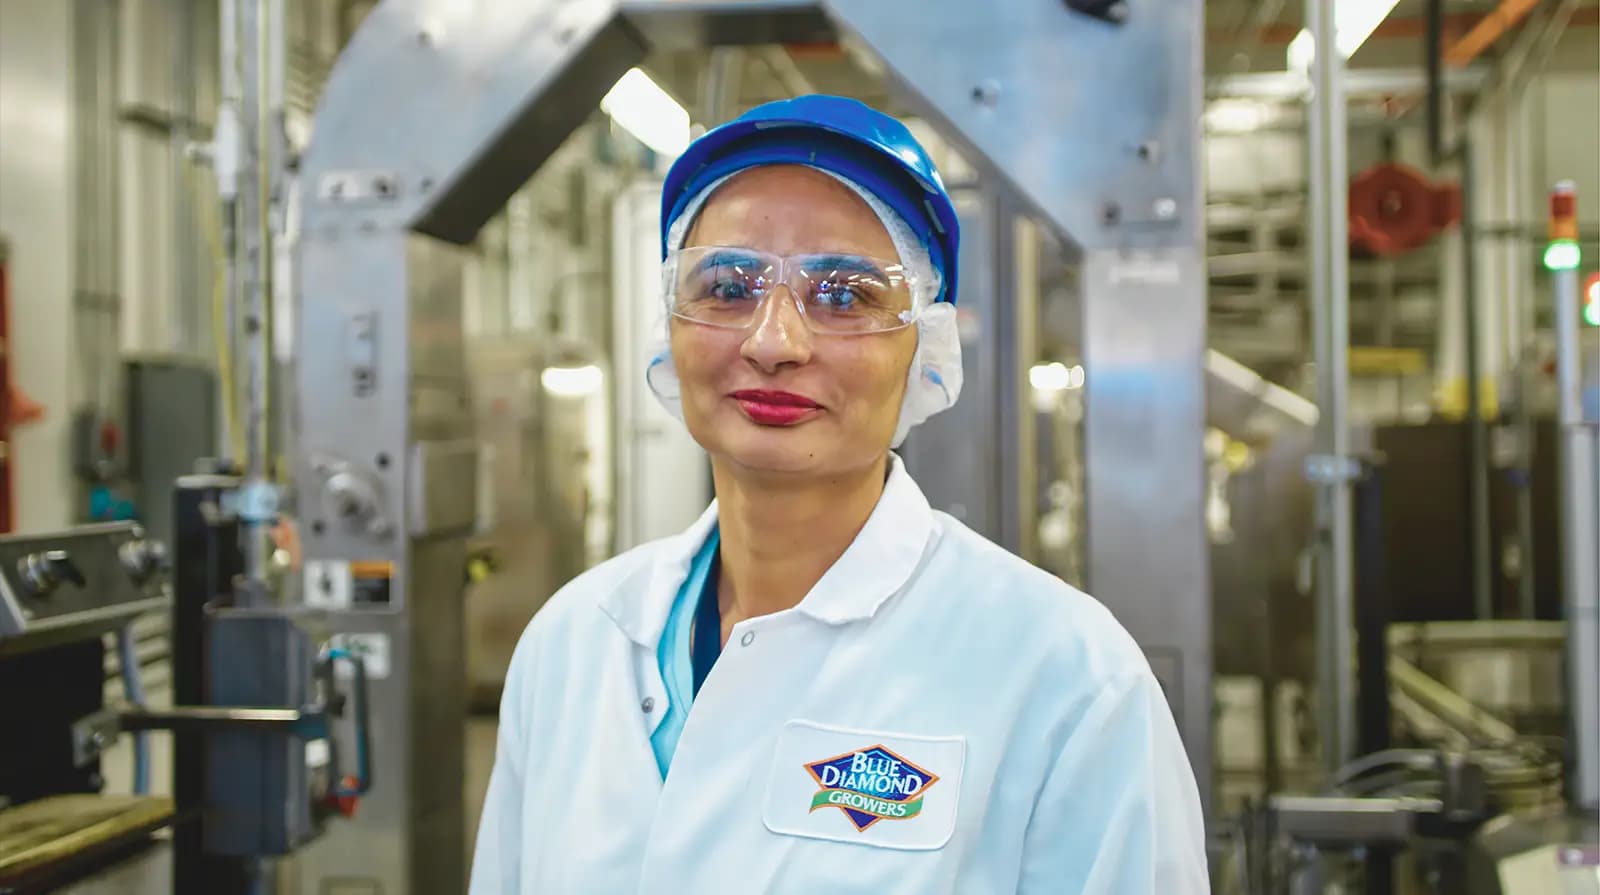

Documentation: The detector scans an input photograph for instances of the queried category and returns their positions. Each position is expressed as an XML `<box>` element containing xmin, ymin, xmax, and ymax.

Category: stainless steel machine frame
<box><xmin>292</xmin><ymin>1</ymin><xmax>1208</xmax><ymax>890</ymax></box>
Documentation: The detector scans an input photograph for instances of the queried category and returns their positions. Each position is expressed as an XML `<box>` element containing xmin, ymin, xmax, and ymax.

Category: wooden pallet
<box><xmin>0</xmin><ymin>794</ymin><xmax>174</xmax><ymax>884</ymax></box>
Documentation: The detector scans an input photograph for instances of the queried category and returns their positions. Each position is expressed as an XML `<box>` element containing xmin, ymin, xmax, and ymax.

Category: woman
<box><xmin>471</xmin><ymin>95</ymin><xmax>1207</xmax><ymax>894</ymax></box>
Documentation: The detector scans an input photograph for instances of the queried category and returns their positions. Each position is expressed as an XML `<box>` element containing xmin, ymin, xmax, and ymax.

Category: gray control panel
<box><xmin>0</xmin><ymin>522</ymin><xmax>169</xmax><ymax>655</ymax></box>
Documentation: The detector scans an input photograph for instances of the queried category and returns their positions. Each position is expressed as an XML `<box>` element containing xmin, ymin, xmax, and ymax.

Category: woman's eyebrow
<box><xmin>694</xmin><ymin>248</ymin><xmax>765</xmax><ymax>271</ymax></box>
<box><xmin>798</xmin><ymin>254</ymin><xmax>889</xmax><ymax>278</ymax></box>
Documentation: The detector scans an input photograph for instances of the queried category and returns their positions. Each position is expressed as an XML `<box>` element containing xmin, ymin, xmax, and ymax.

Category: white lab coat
<box><xmin>471</xmin><ymin>455</ymin><xmax>1208</xmax><ymax>894</ymax></box>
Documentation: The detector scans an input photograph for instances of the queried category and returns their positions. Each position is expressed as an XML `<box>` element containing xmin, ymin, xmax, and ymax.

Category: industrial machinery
<box><xmin>1215</xmin><ymin>448</ymin><xmax>1598</xmax><ymax>894</ymax></box>
<box><xmin>0</xmin><ymin>522</ymin><xmax>172</xmax><ymax>890</ymax></box>
<box><xmin>0</xmin><ymin>483</ymin><xmax>374</xmax><ymax>893</ymax></box>
<box><xmin>178</xmin><ymin>2</ymin><xmax>1597</xmax><ymax>894</ymax></box>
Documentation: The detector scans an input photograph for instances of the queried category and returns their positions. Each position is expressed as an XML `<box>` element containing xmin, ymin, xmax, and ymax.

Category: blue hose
<box><xmin>115</xmin><ymin>625</ymin><xmax>150</xmax><ymax>795</ymax></box>
<box><xmin>325</xmin><ymin>647</ymin><xmax>372</xmax><ymax>796</ymax></box>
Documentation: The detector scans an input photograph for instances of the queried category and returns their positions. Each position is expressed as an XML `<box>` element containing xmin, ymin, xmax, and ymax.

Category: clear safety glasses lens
<box><xmin>667</xmin><ymin>245</ymin><xmax>921</xmax><ymax>334</ymax></box>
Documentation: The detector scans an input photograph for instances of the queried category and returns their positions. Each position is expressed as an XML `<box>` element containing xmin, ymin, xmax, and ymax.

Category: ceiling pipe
<box><xmin>1207</xmin><ymin>6</ymin><xmax>1596</xmax><ymax>46</ymax></box>
<box><xmin>1446</xmin><ymin>0</ymin><xmax>1540</xmax><ymax>66</ymax></box>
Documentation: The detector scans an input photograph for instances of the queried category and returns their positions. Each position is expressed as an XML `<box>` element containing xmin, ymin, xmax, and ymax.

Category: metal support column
<box><xmin>1352</xmin><ymin>457</ymin><xmax>1395</xmax><ymax>895</ymax></box>
<box><xmin>1306</xmin><ymin>0</ymin><xmax>1355</xmax><ymax>775</ymax></box>
<box><xmin>171</xmin><ymin>474</ymin><xmax>250</xmax><ymax>894</ymax></box>
<box><xmin>901</xmin><ymin>188</ymin><xmax>1027</xmax><ymax>554</ymax></box>
<box><xmin>1549</xmin><ymin>183</ymin><xmax>1600</xmax><ymax>813</ymax></box>
<box><xmin>1081</xmin><ymin>247</ymin><xmax>1210</xmax><ymax>816</ymax></box>
<box><xmin>1353</xmin><ymin>458</ymin><xmax>1391</xmax><ymax>759</ymax></box>
<box><xmin>226</xmin><ymin>0</ymin><xmax>276</xmax><ymax>593</ymax></box>
<box><xmin>1461</xmin><ymin>137</ymin><xmax>1494</xmax><ymax>620</ymax></box>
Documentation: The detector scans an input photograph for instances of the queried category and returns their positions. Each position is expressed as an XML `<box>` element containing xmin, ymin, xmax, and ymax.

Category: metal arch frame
<box><xmin>291</xmin><ymin>1</ymin><xmax>1209</xmax><ymax>890</ymax></box>
<box><xmin>297</xmin><ymin>1</ymin><xmax>1200</xmax><ymax>249</ymax></box>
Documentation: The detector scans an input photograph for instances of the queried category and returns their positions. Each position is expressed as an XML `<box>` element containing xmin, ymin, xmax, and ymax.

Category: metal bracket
<box><xmin>236</xmin><ymin>479</ymin><xmax>282</xmax><ymax>523</ymax></box>
<box><xmin>72</xmin><ymin>704</ymin><xmax>322</xmax><ymax>767</ymax></box>
<box><xmin>317</xmin><ymin>169</ymin><xmax>402</xmax><ymax>204</ymax></box>
<box><xmin>1305</xmin><ymin>454</ymin><xmax>1362</xmax><ymax>485</ymax></box>
<box><xmin>71</xmin><ymin>710</ymin><xmax>122</xmax><ymax>767</ymax></box>
<box><xmin>1063</xmin><ymin>0</ymin><xmax>1128</xmax><ymax>24</ymax></box>
<box><xmin>1271</xmin><ymin>795</ymin><xmax>1432</xmax><ymax>844</ymax></box>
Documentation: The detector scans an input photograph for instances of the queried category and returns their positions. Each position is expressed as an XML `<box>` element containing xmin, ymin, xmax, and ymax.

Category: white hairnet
<box><xmin>646</xmin><ymin>166</ymin><xmax>963</xmax><ymax>448</ymax></box>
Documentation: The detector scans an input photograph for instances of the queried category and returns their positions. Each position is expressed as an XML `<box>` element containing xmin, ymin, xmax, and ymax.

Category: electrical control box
<box><xmin>0</xmin><ymin>522</ymin><xmax>168</xmax><ymax>656</ymax></box>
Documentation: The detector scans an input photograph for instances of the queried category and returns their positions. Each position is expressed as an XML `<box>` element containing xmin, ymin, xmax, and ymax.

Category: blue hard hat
<box><xmin>661</xmin><ymin>94</ymin><xmax>961</xmax><ymax>305</ymax></box>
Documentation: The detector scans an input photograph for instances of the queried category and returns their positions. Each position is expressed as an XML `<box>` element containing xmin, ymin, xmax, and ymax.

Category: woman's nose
<box><xmin>740</xmin><ymin>284</ymin><xmax>813</xmax><ymax>372</ymax></box>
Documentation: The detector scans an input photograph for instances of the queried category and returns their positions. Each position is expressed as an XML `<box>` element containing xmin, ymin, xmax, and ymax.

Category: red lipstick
<box><xmin>730</xmin><ymin>389</ymin><xmax>822</xmax><ymax>426</ymax></box>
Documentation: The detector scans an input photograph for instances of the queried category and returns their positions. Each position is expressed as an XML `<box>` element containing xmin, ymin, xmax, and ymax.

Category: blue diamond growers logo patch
<box><xmin>803</xmin><ymin>744</ymin><xmax>939</xmax><ymax>832</ymax></box>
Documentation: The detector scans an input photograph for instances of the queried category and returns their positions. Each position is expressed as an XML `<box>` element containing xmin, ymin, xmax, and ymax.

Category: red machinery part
<box><xmin>1551</xmin><ymin>182</ymin><xmax>1579</xmax><ymax>241</ymax></box>
<box><xmin>1348</xmin><ymin>162</ymin><xmax>1463</xmax><ymax>256</ymax></box>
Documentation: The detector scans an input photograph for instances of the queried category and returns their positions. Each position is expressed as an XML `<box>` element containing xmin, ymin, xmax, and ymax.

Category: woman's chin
<box><xmin>722</xmin><ymin>433</ymin><xmax>826</xmax><ymax>476</ymax></box>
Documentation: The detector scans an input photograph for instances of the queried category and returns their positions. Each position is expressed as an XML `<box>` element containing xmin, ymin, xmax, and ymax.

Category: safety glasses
<box><xmin>664</xmin><ymin>245</ymin><xmax>935</xmax><ymax>335</ymax></box>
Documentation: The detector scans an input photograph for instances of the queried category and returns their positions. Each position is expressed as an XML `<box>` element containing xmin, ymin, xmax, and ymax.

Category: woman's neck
<box><xmin>711</xmin><ymin>454</ymin><xmax>890</xmax><ymax>634</ymax></box>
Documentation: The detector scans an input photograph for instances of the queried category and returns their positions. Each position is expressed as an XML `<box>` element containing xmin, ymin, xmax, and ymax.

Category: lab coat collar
<box><xmin>598</xmin><ymin>453</ymin><xmax>934</xmax><ymax>647</ymax></box>
<box><xmin>599</xmin><ymin>498</ymin><xmax>721</xmax><ymax>650</ymax></box>
<box><xmin>793</xmin><ymin>453</ymin><xmax>934</xmax><ymax>625</ymax></box>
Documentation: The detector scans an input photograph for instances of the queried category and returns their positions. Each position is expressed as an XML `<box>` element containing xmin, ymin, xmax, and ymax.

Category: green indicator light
<box><xmin>1545</xmin><ymin>239</ymin><xmax>1582</xmax><ymax>271</ymax></box>
<box><xmin>1585</xmin><ymin>301</ymin><xmax>1600</xmax><ymax>327</ymax></box>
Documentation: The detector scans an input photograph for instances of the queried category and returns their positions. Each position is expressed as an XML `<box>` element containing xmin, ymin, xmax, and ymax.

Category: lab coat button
<box><xmin>641</xmin><ymin>697</ymin><xmax>655</xmax><ymax>713</ymax></box>
<box><xmin>740</xmin><ymin>631</ymin><xmax>755</xmax><ymax>647</ymax></box>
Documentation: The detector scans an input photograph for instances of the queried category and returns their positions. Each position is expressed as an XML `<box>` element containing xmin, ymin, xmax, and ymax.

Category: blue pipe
<box><xmin>116</xmin><ymin>625</ymin><xmax>150</xmax><ymax>795</ymax></box>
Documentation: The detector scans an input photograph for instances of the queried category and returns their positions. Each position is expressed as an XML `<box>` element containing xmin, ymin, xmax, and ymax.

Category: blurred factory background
<box><xmin>0</xmin><ymin>1</ymin><xmax>1596</xmax><ymax>893</ymax></box>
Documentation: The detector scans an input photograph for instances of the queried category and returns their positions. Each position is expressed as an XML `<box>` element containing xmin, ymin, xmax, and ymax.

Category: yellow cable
<box><xmin>189</xmin><ymin>163</ymin><xmax>244</xmax><ymax>462</ymax></box>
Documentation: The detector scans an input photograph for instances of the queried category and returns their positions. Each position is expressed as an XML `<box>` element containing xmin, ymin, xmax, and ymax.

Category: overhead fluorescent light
<box><xmin>1028</xmin><ymin>362</ymin><xmax>1085</xmax><ymax>392</ymax></box>
<box><xmin>541</xmin><ymin>364</ymin><xmax>603</xmax><ymax>398</ymax></box>
<box><xmin>600</xmin><ymin>68</ymin><xmax>690</xmax><ymax>158</ymax></box>
<box><xmin>1204</xmin><ymin>99</ymin><xmax>1273</xmax><ymax>133</ymax></box>
<box><xmin>1287</xmin><ymin>0</ymin><xmax>1402</xmax><ymax>72</ymax></box>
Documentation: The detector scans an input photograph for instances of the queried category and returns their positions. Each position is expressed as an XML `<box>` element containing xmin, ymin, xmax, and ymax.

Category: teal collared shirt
<box><xmin>649</xmin><ymin>526</ymin><xmax>720</xmax><ymax>776</ymax></box>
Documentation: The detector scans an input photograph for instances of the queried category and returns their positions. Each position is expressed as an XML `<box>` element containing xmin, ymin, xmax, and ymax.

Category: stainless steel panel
<box><xmin>822</xmin><ymin>0</ymin><xmax>1202</xmax><ymax>250</ymax></box>
<box><xmin>289</xmin><ymin>541</ymin><xmax>466</xmax><ymax>894</ymax></box>
<box><xmin>1081</xmin><ymin>247</ymin><xmax>1211</xmax><ymax>814</ymax></box>
<box><xmin>407</xmin><ymin>440</ymin><xmax>477</xmax><ymax>537</ymax></box>
<box><xmin>298</xmin><ymin>1</ymin><xmax>644</xmax><ymax>244</ymax></box>
<box><xmin>290</xmin><ymin>233</ymin><xmax>471</xmax><ymax>893</ymax></box>
<box><xmin>619</xmin><ymin>0</ymin><xmax>832</xmax><ymax>51</ymax></box>
<box><xmin>900</xmin><ymin>190</ymin><xmax>1004</xmax><ymax>541</ymax></box>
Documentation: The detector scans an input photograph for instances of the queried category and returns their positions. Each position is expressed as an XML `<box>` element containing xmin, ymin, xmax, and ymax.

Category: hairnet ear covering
<box><xmin>646</xmin><ymin>165</ymin><xmax>963</xmax><ymax>449</ymax></box>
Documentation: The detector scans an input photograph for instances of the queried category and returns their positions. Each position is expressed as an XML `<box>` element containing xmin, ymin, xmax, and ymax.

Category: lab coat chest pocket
<box><xmin>762</xmin><ymin>720</ymin><xmax>965</xmax><ymax>853</ymax></box>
